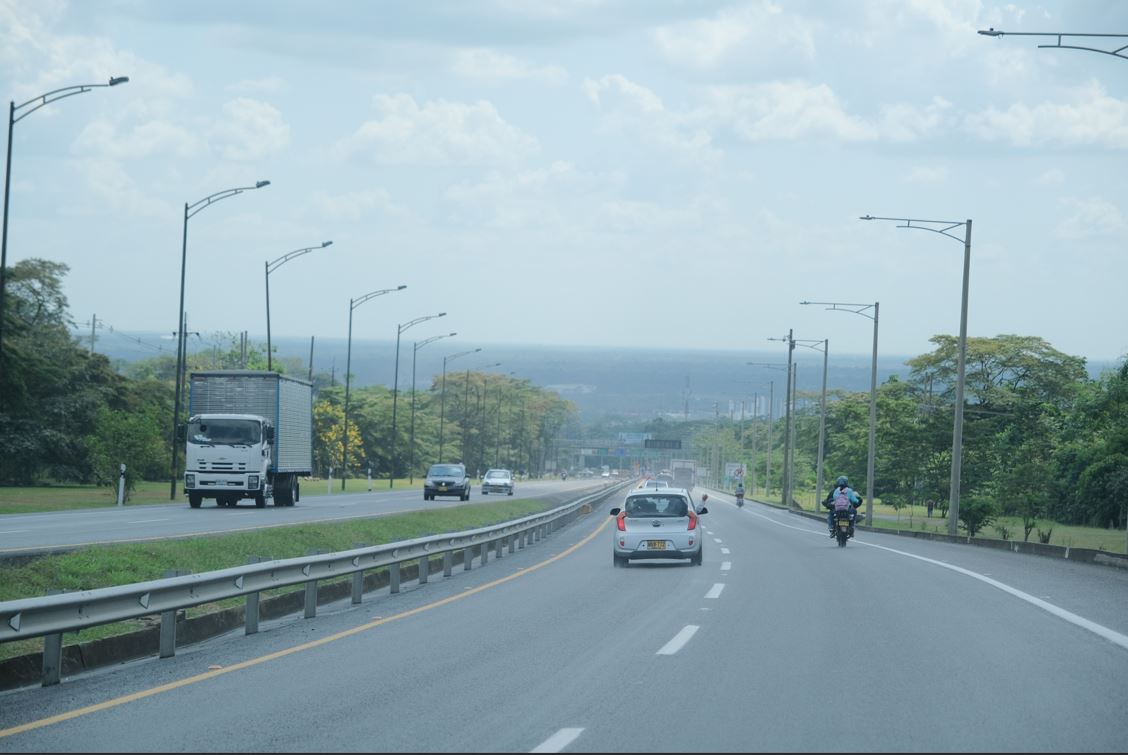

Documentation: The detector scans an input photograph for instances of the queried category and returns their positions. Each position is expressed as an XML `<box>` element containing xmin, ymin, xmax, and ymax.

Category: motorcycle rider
<box><xmin>734</xmin><ymin>480</ymin><xmax>745</xmax><ymax>506</ymax></box>
<box><xmin>823</xmin><ymin>475</ymin><xmax>861</xmax><ymax>537</ymax></box>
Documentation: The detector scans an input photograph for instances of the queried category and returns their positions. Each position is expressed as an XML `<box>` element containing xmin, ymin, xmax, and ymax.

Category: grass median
<box><xmin>0</xmin><ymin>497</ymin><xmax>553</xmax><ymax>663</ymax></box>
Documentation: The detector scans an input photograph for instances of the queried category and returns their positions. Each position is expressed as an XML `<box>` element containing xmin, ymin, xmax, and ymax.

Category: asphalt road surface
<box><xmin>0</xmin><ymin>478</ymin><xmax>608</xmax><ymax>556</ymax></box>
<box><xmin>2</xmin><ymin>490</ymin><xmax>1127</xmax><ymax>752</ymax></box>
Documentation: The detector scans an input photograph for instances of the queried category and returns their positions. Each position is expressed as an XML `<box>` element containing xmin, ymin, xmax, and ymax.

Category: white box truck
<box><xmin>180</xmin><ymin>370</ymin><xmax>313</xmax><ymax>508</ymax></box>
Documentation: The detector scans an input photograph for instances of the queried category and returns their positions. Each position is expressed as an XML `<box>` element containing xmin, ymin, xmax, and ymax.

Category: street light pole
<box><xmin>860</xmin><ymin>214</ymin><xmax>972</xmax><ymax>536</ymax></box>
<box><xmin>791</xmin><ymin>338</ymin><xmax>829</xmax><ymax>511</ymax></box>
<box><xmin>977</xmin><ymin>29</ymin><xmax>1128</xmax><ymax>60</ymax></box>
<box><xmin>265</xmin><ymin>241</ymin><xmax>332</xmax><ymax>371</ymax></box>
<box><xmin>438</xmin><ymin>348</ymin><xmax>481</xmax><ymax>462</ymax></box>
<box><xmin>800</xmin><ymin>300</ymin><xmax>879</xmax><ymax>528</ymax></box>
<box><xmin>168</xmin><ymin>179</ymin><xmax>271</xmax><ymax>501</ymax></box>
<box><xmin>768</xmin><ymin>332</ymin><xmax>797</xmax><ymax>508</ymax></box>
<box><xmin>747</xmin><ymin>362</ymin><xmax>787</xmax><ymax>503</ymax></box>
<box><xmin>410</xmin><ymin>332</ymin><xmax>456</xmax><ymax>483</ymax></box>
<box><xmin>1</xmin><ymin>76</ymin><xmax>129</xmax><ymax>393</ymax></box>
<box><xmin>390</xmin><ymin>312</ymin><xmax>447</xmax><ymax>488</ymax></box>
<box><xmin>342</xmin><ymin>285</ymin><xmax>407</xmax><ymax>491</ymax></box>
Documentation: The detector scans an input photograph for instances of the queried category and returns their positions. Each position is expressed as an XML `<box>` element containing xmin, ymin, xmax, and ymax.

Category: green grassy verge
<box><xmin>0</xmin><ymin>497</ymin><xmax>551</xmax><ymax>662</ymax></box>
<box><xmin>735</xmin><ymin>487</ymin><xmax>1126</xmax><ymax>554</ymax></box>
<box><xmin>0</xmin><ymin>477</ymin><xmax>464</xmax><ymax>514</ymax></box>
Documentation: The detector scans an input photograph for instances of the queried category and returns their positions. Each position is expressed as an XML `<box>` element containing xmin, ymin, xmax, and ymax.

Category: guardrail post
<box><xmin>508</xmin><ymin>534</ymin><xmax>516</xmax><ymax>554</ymax></box>
<box><xmin>304</xmin><ymin>550</ymin><xmax>324</xmax><ymax>619</ymax></box>
<box><xmin>495</xmin><ymin>538</ymin><xmax>504</xmax><ymax>559</ymax></box>
<box><xmin>482</xmin><ymin>541</ymin><xmax>490</xmax><ymax>565</ymax></box>
<box><xmin>41</xmin><ymin>589</ymin><xmax>65</xmax><ymax>687</ymax></box>
<box><xmin>246</xmin><ymin>556</ymin><xmax>262</xmax><ymax>635</ymax></box>
<box><xmin>443</xmin><ymin>551</ymin><xmax>453</xmax><ymax>577</ymax></box>
<box><xmin>160</xmin><ymin>570</ymin><xmax>188</xmax><ymax>658</ymax></box>
<box><xmin>419</xmin><ymin>555</ymin><xmax>429</xmax><ymax>584</ymax></box>
<box><xmin>351</xmin><ymin>543</ymin><xmax>367</xmax><ymax>604</ymax></box>
<box><xmin>390</xmin><ymin>562</ymin><xmax>401</xmax><ymax>593</ymax></box>
<box><xmin>463</xmin><ymin>545</ymin><xmax>474</xmax><ymax>571</ymax></box>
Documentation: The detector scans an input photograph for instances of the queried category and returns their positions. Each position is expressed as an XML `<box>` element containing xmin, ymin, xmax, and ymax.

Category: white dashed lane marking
<box><xmin>721</xmin><ymin>561</ymin><xmax>731</xmax><ymax>571</ymax></box>
<box><xmin>531</xmin><ymin>728</ymin><xmax>584</xmax><ymax>753</ymax></box>
<box><xmin>705</xmin><ymin>583</ymin><xmax>725</xmax><ymax>599</ymax></box>
<box><xmin>657</xmin><ymin>625</ymin><xmax>700</xmax><ymax>655</ymax></box>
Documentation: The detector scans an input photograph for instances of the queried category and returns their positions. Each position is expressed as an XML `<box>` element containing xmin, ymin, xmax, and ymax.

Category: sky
<box><xmin>2</xmin><ymin>0</ymin><xmax>1126</xmax><ymax>364</ymax></box>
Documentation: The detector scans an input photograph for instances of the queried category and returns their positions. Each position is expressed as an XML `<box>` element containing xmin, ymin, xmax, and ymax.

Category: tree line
<box><xmin>0</xmin><ymin>259</ymin><xmax>578</xmax><ymax>495</ymax></box>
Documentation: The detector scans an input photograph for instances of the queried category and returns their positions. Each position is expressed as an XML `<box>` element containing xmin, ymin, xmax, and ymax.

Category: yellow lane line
<box><xmin>0</xmin><ymin>517</ymin><xmax>611</xmax><ymax>739</ymax></box>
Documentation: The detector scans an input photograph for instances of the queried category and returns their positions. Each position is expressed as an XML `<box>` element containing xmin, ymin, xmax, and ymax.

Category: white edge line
<box><xmin>530</xmin><ymin>727</ymin><xmax>584</xmax><ymax>753</ymax></box>
<box><xmin>657</xmin><ymin>625</ymin><xmax>699</xmax><ymax>655</ymax></box>
<box><xmin>751</xmin><ymin>508</ymin><xmax>1128</xmax><ymax>652</ymax></box>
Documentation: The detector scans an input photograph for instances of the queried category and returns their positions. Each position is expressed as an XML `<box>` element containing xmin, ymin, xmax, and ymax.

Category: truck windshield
<box><xmin>187</xmin><ymin>419</ymin><xmax>261</xmax><ymax>446</ymax></box>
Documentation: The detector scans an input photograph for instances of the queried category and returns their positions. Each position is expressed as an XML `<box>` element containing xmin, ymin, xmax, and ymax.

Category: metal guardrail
<box><xmin>1</xmin><ymin>479</ymin><xmax>635</xmax><ymax>687</ymax></box>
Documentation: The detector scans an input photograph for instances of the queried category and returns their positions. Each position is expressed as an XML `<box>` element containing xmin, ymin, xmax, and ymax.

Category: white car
<box><xmin>481</xmin><ymin>468</ymin><xmax>514</xmax><ymax>496</ymax></box>
<box><xmin>609</xmin><ymin>488</ymin><xmax>708</xmax><ymax>567</ymax></box>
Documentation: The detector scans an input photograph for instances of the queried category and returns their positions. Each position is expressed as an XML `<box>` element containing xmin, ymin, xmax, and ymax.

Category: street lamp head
<box><xmin>448</xmin><ymin>332</ymin><xmax>457</xmax><ymax>337</ymax></box>
<box><xmin>255</xmin><ymin>180</ymin><xmax>271</xmax><ymax>189</ymax></box>
<box><xmin>397</xmin><ymin>285</ymin><xmax>407</xmax><ymax>290</ymax></box>
<box><xmin>438</xmin><ymin>312</ymin><xmax>447</xmax><ymax>317</ymax></box>
<box><xmin>109</xmin><ymin>76</ymin><xmax>129</xmax><ymax>86</ymax></box>
<box><xmin>978</xmin><ymin>28</ymin><xmax>1004</xmax><ymax>36</ymax></box>
<box><xmin>799</xmin><ymin>300</ymin><xmax>811</xmax><ymax>305</ymax></box>
<box><xmin>859</xmin><ymin>215</ymin><xmax>874</xmax><ymax>220</ymax></box>
<box><xmin>321</xmin><ymin>240</ymin><xmax>333</xmax><ymax>248</ymax></box>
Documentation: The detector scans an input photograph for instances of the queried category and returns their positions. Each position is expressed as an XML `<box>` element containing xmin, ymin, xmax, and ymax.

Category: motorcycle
<box><xmin>833</xmin><ymin>507</ymin><xmax>856</xmax><ymax>547</ymax></box>
<box><xmin>735</xmin><ymin>491</ymin><xmax>744</xmax><ymax>508</ymax></box>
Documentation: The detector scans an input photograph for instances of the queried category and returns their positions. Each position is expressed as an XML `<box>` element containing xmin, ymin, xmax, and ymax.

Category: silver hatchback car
<box><xmin>609</xmin><ymin>488</ymin><xmax>707</xmax><ymax>567</ymax></box>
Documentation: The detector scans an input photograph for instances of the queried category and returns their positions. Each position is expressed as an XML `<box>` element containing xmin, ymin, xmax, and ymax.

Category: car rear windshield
<box><xmin>429</xmin><ymin>465</ymin><xmax>464</xmax><ymax>476</ymax></box>
<box><xmin>624</xmin><ymin>494</ymin><xmax>690</xmax><ymax>517</ymax></box>
<box><xmin>485</xmin><ymin>471</ymin><xmax>509</xmax><ymax>479</ymax></box>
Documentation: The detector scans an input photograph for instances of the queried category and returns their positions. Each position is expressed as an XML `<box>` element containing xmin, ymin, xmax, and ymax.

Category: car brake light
<box><xmin>616</xmin><ymin>512</ymin><xmax>627</xmax><ymax>531</ymax></box>
<box><xmin>687</xmin><ymin>509</ymin><xmax>698</xmax><ymax>531</ymax></box>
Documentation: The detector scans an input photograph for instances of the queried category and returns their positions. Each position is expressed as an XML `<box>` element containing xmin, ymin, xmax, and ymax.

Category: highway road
<box><xmin>2</xmin><ymin>490</ymin><xmax>1127</xmax><ymax>751</ymax></box>
<box><xmin>0</xmin><ymin>478</ymin><xmax>609</xmax><ymax>556</ymax></box>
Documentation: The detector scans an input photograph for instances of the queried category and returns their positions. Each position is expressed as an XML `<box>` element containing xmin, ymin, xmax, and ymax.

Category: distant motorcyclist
<box><xmin>823</xmin><ymin>475</ymin><xmax>861</xmax><ymax>537</ymax></box>
<box><xmin>734</xmin><ymin>481</ymin><xmax>745</xmax><ymax>506</ymax></box>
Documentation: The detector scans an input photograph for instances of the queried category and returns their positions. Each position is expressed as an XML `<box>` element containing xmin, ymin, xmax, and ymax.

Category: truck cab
<box><xmin>182</xmin><ymin>413</ymin><xmax>276</xmax><ymax>508</ymax></box>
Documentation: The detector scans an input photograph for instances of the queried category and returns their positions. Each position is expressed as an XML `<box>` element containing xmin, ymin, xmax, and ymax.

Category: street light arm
<box><xmin>267</xmin><ymin>240</ymin><xmax>332</xmax><ymax>274</ymax></box>
<box><xmin>445</xmin><ymin>347</ymin><xmax>482</xmax><ymax>365</ymax></box>
<box><xmin>399</xmin><ymin>312</ymin><xmax>446</xmax><ymax>334</ymax></box>
<box><xmin>351</xmin><ymin>285</ymin><xmax>407</xmax><ymax>310</ymax></box>
<box><xmin>187</xmin><ymin>180</ymin><xmax>270</xmax><ymax>219</ymax></box>
<box><xmin>415</xmin><ymin>332</ymin><xmax>457</xmax><ymax>352</ymax></box>
<box><xmin>800</xmin><ymin>300</ymin><xmax>877</xmax><ymax>321</ymax></box>
<box><xmin>12</xmin><ymin>77</ymin><xmax>129</xmax><ymax>124</ymax></box>
<box><xmin>977</xmin><ymin>29</ymin><xmax>1128</xmax><ymax>60</ymax></box>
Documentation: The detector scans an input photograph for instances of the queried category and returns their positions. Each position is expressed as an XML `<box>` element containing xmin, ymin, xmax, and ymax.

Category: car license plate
<box><xmin>838</xmin><ymin>521</ymin><xmax>849</xmax><ymax>528</ymax></box>
<box><xmin>647</xmin><ymin>540</ymin><xmax>666</xmax><ymax>550</ymax></box>
<box><xmin>439</xmin><ymin>485</ymin><xmax>448</xmax><ymax>490</ymax></box>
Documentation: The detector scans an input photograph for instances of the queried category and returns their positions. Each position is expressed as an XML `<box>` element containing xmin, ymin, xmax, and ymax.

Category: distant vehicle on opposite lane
<box><xmin>481</xmin><ymin>468</ymin><xmax>515</xmax><ymax>496</ymax></box>
<box><xmin>424</xmin><ymin>463</ymin><xmax>471</xmax><ymax>501</ymax></box>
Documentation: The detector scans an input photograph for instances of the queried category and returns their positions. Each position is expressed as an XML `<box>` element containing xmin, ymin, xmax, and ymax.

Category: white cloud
<box><xmin>312</xmin><ymin>188</ymin><xmax>406</xmax><ymax>221</ymax></box>
<box><xmin>226</xmin><ymin>76</ymin><xmax>286</xmax><ymax>94</ymax></box>
<box><xmin>906</xmin><ymin>165</ymin><xmax>948</xmax><ymax>184</ymax></box>
<box><xmin>72</xmin><ymin>118</ymin><xmax>202</xmax><ymax>160</ymax></box>
<box><xmin>334</xmin><ymin>94</ymin><xmax>539</xmax><ymax>166</ymax></box>
<box><xmin>1056</xmin><ymin>197</ymin><xmax>1126</xmax><ymax>240</ymax></box>
<box><xmin>72</xmin><ymin>157</ymin><xmax>173</xmax><ymax>219</ymax></box>
<box><xmin>450</xmin><ymin>48</ymin><xmax>567</xmax><ymax>84</ymax></box>
<box><xmin>210</xmin><ymin>98</ymin><xmax>291</xmax><ymax>160</ymax></box>
<box><xmin>651</xmin><ymin>1</ymin><xmax>816</xmax><ymax>70</ymax></box>
<box><xmin>1037</xmin><ymin>168</ymin><xmax>1065</xmax><ymax>185</ymax></box>
<box><xmin>963</xmin><ymin>81</ymin><xmax>1128</xmax><ymax>149</ymax></box>
<box><xmin>706</xmin><ymin>81</ymin><xmax>873</xmax><ymax>142</ymax></box>
<box><xmin>583</xmin><ymin>74</ymin><xmax>716</xmax><ymax>158</ymax></box>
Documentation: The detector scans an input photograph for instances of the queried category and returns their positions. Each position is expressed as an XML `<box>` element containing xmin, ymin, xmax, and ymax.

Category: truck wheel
<box><xmin>189</xmin><ymin>492</ymin><xmax>202</xmax><ymax>508</ymax></box>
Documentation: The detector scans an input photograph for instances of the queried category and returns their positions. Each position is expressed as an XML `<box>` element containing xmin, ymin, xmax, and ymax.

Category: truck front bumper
<box><xmin>185</xmin><ymin>472</ymin><xmax>262</xmax><ymax>493</ymax></box>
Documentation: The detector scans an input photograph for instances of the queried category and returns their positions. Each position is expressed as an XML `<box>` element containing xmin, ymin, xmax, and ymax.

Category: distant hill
<box><xmin>84</xmin><ymin>331</ymin><xmax>1120</xmax><ymax>422</ymax></box>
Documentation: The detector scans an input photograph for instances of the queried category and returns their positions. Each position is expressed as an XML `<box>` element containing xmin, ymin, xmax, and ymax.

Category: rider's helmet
<box><xmin>836</xmin><ymin>475</ymin><xmax>849</xmax><ymax>487</ymax></box>
<box><xmin>702</xmin><ymin>493</ymin><xmax>709</xmax><ymax>502</ymax></box>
